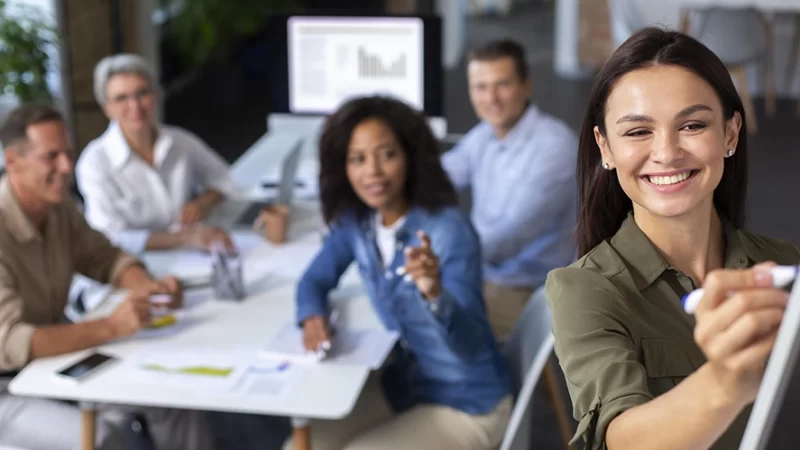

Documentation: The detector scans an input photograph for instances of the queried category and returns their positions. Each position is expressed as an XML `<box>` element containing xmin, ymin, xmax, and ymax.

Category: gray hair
<box><xmin>93</xmin><ymin>54</ymin><xmax>155</xmax><ymax>105</ymax></box>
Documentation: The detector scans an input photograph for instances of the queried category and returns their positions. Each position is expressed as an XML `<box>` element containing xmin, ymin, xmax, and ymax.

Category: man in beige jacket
<box><xmin>0</xmin><ymin>104</ymin><xmax>214</xmax><ymax>450</ymax></box>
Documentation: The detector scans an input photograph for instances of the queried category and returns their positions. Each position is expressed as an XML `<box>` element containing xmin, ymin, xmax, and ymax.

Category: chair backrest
<box><xmin>608</xmin><ymin>0</ymin><xmax>645</xmax><ymax>47</ymax></box>
<box><xmin>690</xmin><ymin>8</ymin><xmax>766</xmax><ymax>65</ymax></box>
<box><xmin>499</xmin><ymin>285</ymin><xmax>556</xmax><ymax>450</ymax></box>
<box><xmin>608</xmin><ymin>0</ymin><xmax>682</xmax><ymax>48</ymax></box>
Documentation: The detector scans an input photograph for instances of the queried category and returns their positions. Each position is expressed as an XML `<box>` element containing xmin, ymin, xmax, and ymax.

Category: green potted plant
<box><xmin>0</xmin><ymin>0</ymin><xmax>56</xmax><ymax>103</ymax></box>
<box><xmin>159</xmin><ymin>0</ymin><xmax>299</xmax><ymax>68</ymax></box>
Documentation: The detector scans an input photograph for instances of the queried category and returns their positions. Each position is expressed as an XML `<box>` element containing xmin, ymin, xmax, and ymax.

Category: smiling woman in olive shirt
<box><xmin>545</xmin><ymin>27</ymin><xmax>800</xmax><ymax>450</ymax></box>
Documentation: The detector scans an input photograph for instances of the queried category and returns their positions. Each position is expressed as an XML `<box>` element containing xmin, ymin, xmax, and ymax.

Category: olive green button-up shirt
<box><xmin>546</xmin><ymin>214</ymin><xmax>800</xmax><ymax>450</ymax></box>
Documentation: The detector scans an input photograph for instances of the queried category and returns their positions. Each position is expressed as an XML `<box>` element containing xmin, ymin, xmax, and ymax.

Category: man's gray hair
<box><xmin>93</xmin><ymin>53</ymin><xmax>155</xmax><ymax>105</ymax></box>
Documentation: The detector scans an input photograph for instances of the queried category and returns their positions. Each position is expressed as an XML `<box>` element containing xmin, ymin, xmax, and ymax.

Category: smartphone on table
<box><xmin>52</xmin><ymin>352</ymin><xmax>118</xmax><ymax>385</ymax></box>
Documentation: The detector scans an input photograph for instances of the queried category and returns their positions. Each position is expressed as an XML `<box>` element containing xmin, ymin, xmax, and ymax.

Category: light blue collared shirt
<box><xmin>442</xmin><ymin>104</ymin><xmax>578</xmax><ymax>288</ymax></box>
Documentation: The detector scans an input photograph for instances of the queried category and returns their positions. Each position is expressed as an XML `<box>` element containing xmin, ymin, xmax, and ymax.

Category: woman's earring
<box><xmin>602</xmin><ymin>162</ymin><xmax>610</xmax><ymax>170</ymax></box>
<box><xmin>725</xmin><ymin>149</ymin><xmax>735</xmax><ymax>158</ymax></box>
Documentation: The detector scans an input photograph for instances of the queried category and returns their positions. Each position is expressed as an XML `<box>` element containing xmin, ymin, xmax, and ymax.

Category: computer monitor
<box><xmin>265</xmin><ymin>13</ymin><xmax>444</xmax><ymax>118</ymax></box>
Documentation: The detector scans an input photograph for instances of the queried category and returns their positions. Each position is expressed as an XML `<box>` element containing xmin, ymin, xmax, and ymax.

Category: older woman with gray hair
<box><xmin>76</xmin><ymin>53</ymin><xmax>235</xmax><ymax>254</ymax></box>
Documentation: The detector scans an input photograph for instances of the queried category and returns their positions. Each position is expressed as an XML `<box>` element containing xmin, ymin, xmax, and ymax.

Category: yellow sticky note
<box><xmin>149</xmin><ymin>314</ymin><xmax>176</xmax><ymax>328</ymax></box>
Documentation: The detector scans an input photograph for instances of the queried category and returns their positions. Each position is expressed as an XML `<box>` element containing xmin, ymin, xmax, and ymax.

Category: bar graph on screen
<box><xmin>358</xmin><ymin>49</ymin><xmax>407</xmax><ymax>79</ymax></box>
<box><xmin>288</xmin><ymin>16</ymin><xmax>423</xmax><ymax>113</ymax></box>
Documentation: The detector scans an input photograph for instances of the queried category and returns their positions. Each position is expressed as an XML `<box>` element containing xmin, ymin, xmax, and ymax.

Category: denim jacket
<box><xmin>296</xmin><ymin>205</ymin><xmax>510</xmax><ymax>415</ymax></box>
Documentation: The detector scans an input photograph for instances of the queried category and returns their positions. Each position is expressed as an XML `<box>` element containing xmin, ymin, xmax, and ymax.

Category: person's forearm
<box><xmin>115</xmin><ymin>264</ymin><xmax>155</xmax><ymax>290</ymax></box>
<box><xmin>195</xmin><ymin>189</ymin><xmax>224</xmax><ymax>210</ymax></box>
<box><xmin>607</xmin><ymin>363</ymin><xmax>744</xmax><ymax>450</ymax></box>
<box><xmin>429</xmin><ymin>291</ymin><xmax>487</xmax><ymax>360</ymax></box>
<box><xmin>30</xmin><ymin>318</ymin><xmax>119</xmax><ymax>359</ymax></box>
<box><xmin>145</xmin><ymin>230</ymin><xmax>187</xmax><ymax>251</ymax></box>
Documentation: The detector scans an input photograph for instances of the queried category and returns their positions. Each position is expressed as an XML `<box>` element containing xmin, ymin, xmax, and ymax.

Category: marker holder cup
<box><xmin>210</xmin><ymin>241</ymin><xmax>246</xmax><ymax>301</ymax></box>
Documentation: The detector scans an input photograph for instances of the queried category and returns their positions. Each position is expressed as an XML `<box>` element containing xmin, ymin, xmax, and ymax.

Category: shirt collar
<box><xmin>0</xmin><ymin>175</ymin><xmax>43</xmax><ymax>243</ymax></box>
<box><xmin>104</xmin><ymin>121</ymin><xmax>174</xmax><ymax>170</ymax></box>
<box><xmin>360</xmin><ymin>206</ymin><xmax>424</xmax><ymax>243</ymax></box>
<box><xmin>610</xmin><ymin>211</ymin><xmax>752</xmax><ymax>290</ymax></box>
<box><xmin>488</xmin><ymin>103</ymin><xmax>540</xmax><ymax>145</ymax></box>
<box><xmin>374</xmin><ymin>211</ymin><xmax>407</xmax><ymax>234</ymax></box>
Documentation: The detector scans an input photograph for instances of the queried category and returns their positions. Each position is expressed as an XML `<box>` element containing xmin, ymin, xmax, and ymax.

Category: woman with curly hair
<box><xmin>286</xmin><ymin>96</ymin><xmax>511</xmax><ymax>450</ymax></box>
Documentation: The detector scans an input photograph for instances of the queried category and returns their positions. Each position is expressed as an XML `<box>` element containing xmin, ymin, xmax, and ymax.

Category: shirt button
<box><xmin>395</xmin><ymin>242</ymin><xmax>404</xmax><ymax>251</ymax></box>
<box><xmin>429</xmin><ymin>302</ymin><xmax>439</xmax><ymax>313</ymax></box>
<box><xmin>384</xmin><ymin>271</ymin><xmax>392</xmax><ymax>280</ymax></box>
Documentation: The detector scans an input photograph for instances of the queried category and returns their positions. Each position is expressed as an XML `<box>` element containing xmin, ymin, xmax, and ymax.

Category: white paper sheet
<box><xmin>260</xmin><ymin>322</ymin><xmax>399</xmax><ymax>369</ymax></box>
<box><xmin>234</xmin><ymin>361</ymin><xmax>306</xmax><ymax>399</ymax></box>
<box><xmin>161</xmin><ymin>230</ymin><xmax>266</xmax><ymax>280</ymax></box>
<box><xmin>124</xmin><ymin>348</ymin><xmax>249</xmax><ymax>391</ymax></box>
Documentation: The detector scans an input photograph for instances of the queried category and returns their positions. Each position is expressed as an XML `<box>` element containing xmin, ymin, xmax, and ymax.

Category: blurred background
<box><xmin>0</xmin><ymin>0</ymin><xmax>796</xmax><ymax>240</ymax></box>
<box><xmin>0</xmin><ymin>1</ymin><xmax>798</xmax><ymax>449</ymax></box>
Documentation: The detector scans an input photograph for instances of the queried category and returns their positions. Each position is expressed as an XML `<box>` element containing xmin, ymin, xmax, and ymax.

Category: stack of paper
<box><xmin>260</xmin><ymin>322</ymin><xmax>399</xmax><ymax>369</ymax></box>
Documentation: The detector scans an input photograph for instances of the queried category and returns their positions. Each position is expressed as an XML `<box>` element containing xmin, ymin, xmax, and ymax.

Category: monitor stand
<box><xmin>267</xmin><ymin>113</ymin><xmax>448</xmax><ymax>143</ymax></box>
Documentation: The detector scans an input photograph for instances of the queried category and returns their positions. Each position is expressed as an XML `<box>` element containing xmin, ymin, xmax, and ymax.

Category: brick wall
<box><xmin>61</xmin><ymin>0</ymin><xmax>142</xmax><ymax>151</ymax></box>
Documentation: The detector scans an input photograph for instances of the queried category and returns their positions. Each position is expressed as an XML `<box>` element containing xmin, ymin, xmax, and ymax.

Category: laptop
<box><xmin>738</xmin><ymin>269</ymin><xmax>800</xmax><ymax>449</ymax></box>
<box><xmin>235</xmin><ymin>139</ymin><xmax>304</xmax><ymax>226</ymax></box>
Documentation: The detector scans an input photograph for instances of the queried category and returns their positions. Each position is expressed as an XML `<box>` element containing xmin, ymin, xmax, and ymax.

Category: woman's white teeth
<box><xmin>648</xmin><ymin>171</ymin><xmax>691</xmax><ymax>185</ymax></box>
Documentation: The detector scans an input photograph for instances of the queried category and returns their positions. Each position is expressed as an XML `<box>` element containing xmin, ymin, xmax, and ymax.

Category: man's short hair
<box><xmin>468</xmin><ymin>39</ymin><xmax>529</xmax><ymax>81</ymax></box>
<box><xmin>0</xmin><ymin>103</ymin><xmax>64</xmax><ymax>152</ymax></box>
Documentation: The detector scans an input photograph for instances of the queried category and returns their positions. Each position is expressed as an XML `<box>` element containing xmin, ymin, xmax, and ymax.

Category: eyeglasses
<box><xmin>108</xmin><ymin>87</ymin><xmax>153</xmax><ymax>106</ymax></box>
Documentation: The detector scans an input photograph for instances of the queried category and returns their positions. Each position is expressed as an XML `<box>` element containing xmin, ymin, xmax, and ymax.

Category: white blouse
<box><xmin>374</xmin><ymin>213</ymin><xmax>406</xmax><ymax>268</ymax></box>
<box><xmin>75</xmin><ymin>121</ymin><xmax>235</xmax><ymax>254</ymax></box>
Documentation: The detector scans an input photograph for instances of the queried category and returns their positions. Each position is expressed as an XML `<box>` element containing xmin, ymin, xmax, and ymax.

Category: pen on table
<box><xmin>682</xmin><ymin>265</ymin><xmax>798</xmax><ymax>314</ymax></box>
<box><xmin>248</xmin><ymin>361</ymin><xmax>290</xmax><ymax>374</ymax></box>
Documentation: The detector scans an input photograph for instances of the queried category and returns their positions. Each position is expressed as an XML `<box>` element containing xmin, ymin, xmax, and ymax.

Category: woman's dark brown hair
<box><xmin>576</xmin><ymin>27</ymin><xmax>748</xmax><ymax>256</ymax></box>
<box><xmin>318</xmin><ymin>95</ymin><xmax>458</xmax><ymax>224</ymax></box>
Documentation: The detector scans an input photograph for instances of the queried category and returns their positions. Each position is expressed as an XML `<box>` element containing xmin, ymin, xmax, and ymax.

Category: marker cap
<box><xmin>682</xmin><ymin>290</ymin><xmax>703</xmax><ymax>314</ymax></box>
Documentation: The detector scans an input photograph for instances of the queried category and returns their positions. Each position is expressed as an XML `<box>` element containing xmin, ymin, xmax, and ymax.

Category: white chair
<box><xmin>607</xmin><ymin>0</ymin><xmax>681</xmax><ymax>48</ymax></box>
<box><xmin>500</xmin><ymin>286</ymin><xmax>575</xmax><ymax>450</ymax></box>
<box><xmin>688</xmin><ymin>8</ymin><xmax>774</xmax><ymax>134</ymax></box>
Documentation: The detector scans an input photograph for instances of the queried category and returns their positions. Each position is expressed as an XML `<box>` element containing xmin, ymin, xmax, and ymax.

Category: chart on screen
<box><xmin>288</xmin><ymin>16</ymin><xmax>424</xmax><ymax>114</ymax></box>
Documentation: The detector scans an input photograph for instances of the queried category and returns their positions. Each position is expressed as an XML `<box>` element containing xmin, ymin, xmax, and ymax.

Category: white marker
<box><xmin>316</xmin><ymin>309</ymin><xmax>339</xmax><ymax>359</ymax></box>
<box><xmin>682</xmin><ymin>265</ymin><xmax>798</xmax><ymax>313</ymax></box>
<box><xmin>149</xmin><ymin>294</ymin><xmax>172</xmax><ymax>305</ymax></box>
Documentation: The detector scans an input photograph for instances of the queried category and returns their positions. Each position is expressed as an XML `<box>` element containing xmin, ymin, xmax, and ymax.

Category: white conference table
<box><xmin>9</xmin><ymin>132</ymin><xmax>382</xmax><ymax>450</ymax></box>
<box><xmin>9</xmin><ymin>200</ymin><xmax>381</xmax><ymax>450</ymax></box>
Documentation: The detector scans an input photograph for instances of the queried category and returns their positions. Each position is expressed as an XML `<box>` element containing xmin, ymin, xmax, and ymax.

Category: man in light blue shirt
<box><xmin>442</xmin><ymin>39</ymin><xmax>578</xmax><ymax>339</ymax></box>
